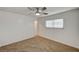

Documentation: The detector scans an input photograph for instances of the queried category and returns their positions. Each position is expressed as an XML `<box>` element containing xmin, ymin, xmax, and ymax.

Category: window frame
<box><xmin>45</xmin><ymin>19</ymin><xmax>64</xmax><ymax>29</ymax></box>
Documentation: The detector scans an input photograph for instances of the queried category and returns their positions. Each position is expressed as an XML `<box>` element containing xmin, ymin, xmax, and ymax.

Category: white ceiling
<box><xmin>0</xmin><ymin>7</ymin><xmax>77</xmax><ymax>17</ymax></box>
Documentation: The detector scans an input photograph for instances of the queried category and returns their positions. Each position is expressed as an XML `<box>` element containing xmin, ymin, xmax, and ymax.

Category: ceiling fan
<box><xmin>27</xmin><ymin>7</ymin><xmax>48</xmax><ymax>16</ymax></box>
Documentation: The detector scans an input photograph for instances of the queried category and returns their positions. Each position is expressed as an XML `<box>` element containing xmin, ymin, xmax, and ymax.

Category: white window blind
<box><xmin>46</xmin><ymin>19</ymin><xmax>64</xmax><ymax>28</ymax></box>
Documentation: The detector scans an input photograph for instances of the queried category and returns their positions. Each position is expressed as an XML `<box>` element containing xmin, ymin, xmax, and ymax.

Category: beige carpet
<box><xmin>0</xmin><ymin>36</ymin><xmax>79</xmax><ymax>52</ymax></box>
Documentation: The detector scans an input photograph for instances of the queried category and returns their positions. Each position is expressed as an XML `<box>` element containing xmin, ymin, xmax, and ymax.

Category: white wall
<box><xmin>38</xmin><ymin>9</ymin><xmax>79</xmax><ymax>48</ymax></box>
<box><xmin>0</xmin><ymin>11</ymin><xmax>36</xmax><ymax>47</ymax></box>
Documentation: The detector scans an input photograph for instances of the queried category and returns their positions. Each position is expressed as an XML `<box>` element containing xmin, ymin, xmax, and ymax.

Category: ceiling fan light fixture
<box><xmin>35</xmin><ymin>12</ymin><xmax>40</xmax><ymax>16</ymax></box>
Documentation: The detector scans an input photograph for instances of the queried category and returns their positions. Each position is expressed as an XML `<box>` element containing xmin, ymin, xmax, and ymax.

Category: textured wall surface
<box><xmin>39</xmin><ymin>9</ymin><xmax>79</xmax><ymax>48</ymax></box>
<box><xmin>0</xmin><ymin>11</ymin><xmax>36</xmax><ymax>47</ymax></box>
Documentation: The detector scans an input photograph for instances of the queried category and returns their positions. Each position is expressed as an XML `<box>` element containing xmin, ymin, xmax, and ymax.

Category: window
<box><xmin>45</xmin><ymin>19</ymin><xmax>64</xmax><ymax>28</ymax></box>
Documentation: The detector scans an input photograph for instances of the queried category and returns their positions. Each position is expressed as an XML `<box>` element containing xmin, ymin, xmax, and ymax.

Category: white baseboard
<box><xmin>0</xmin><ymin>35</ymin><xmax>35</xmax><ymax>47</ymax></box>
<box><xmin>39</xmin><ymin>34</ymin><xmax>79</xmax><ymax>49</ymax></box>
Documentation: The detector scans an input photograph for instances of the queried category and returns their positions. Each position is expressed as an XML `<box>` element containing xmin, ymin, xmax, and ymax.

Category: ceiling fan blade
<box><xmin>25</xmin><ymin>11</ymin><xmax>34</xmax><ymax>16</ymax></box>
<box><xmin>42</xmin><ymin>7</ymin><xmax>47</xmax><ymax>11</ymax></box>
<box><xmin>27</xmin><ymin>7</ymin><xmax>35</xmax><ymax>11</ymax></box>
<box><xmin>43</xmin><ymin>12</ymin><xmax>48</xmax><ymax>15</ymax></box>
